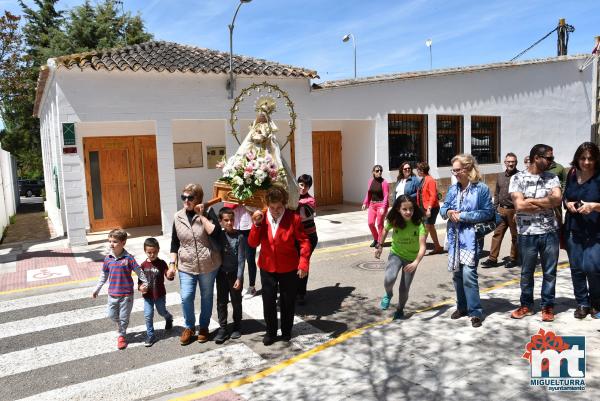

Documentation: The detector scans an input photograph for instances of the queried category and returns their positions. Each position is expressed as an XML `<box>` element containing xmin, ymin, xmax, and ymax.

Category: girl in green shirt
<box><xmin>375</xmin><ymin>195</ymin><xmax>427</xmax><ymax>319</ymax></box>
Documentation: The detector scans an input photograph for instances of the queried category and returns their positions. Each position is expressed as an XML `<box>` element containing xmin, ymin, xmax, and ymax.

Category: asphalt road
<box><xmin>0</xmin><ymin>237</ymin><xmax>568</xmax><ymax>400</ymax></box>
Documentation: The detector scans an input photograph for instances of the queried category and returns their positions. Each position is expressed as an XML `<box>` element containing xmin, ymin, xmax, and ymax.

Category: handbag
<box><xmin>474</xmin><ymin>212</ymin><xmax>502</xmax><ymax>238</ymax></box>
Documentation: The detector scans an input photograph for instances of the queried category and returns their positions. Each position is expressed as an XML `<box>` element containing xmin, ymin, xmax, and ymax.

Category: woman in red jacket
<box><xmin>249</xmin><ymin>185</ymin><xmax>312</xmax><ymax>346</ymax></box>
<box><xmin>416</xmin><ymin>162</ymin><xmax>444</xmax><ymax>255</ymax></box>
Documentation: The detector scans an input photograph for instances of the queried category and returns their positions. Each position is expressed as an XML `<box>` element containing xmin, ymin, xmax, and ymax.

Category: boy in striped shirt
<box><xmin>92</xmin><ymin>228</ymin><xmax>148</xmax><ymax>350</ymax></box>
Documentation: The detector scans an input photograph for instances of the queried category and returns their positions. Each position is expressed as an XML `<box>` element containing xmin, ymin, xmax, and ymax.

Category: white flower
<box><xmin>233</xmin><ymin>176</ymin><xmax>244</xmax><ymax>186</ymax></box>
<box><xmin>245</xmin><ymin>177</ymin><xmax>252</xmax><ymax>184</ymax></box>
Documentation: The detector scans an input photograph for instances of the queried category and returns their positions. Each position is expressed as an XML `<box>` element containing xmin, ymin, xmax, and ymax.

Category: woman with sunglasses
<box><xmin>170</xmin><ymin>183</ymin><xmax>222</xmax><ymax>346</ymax></box>
<box><xmin>441</xmin><ymin>154</ymin><xmax>494</xmax><ymax>327</ymax></box>
<box><xmin>362</xmin><ymin>165</ymin><xmax>390</xmax><ymax>247</ymax></box>
<box><xmin>395</xmin><ymin>161</ymin><xmax>421</xmax><ymax>201</ymax></box>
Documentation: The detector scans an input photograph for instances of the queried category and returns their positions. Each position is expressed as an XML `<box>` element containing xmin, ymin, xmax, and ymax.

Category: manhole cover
<box><xmin>355</xmin><ymin>261</ymin><xmax>385</xmax><ymax>271</ymax></box>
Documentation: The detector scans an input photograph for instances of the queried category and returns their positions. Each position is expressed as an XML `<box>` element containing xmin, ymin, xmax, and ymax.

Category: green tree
<box><xmin>1</xmin><ymin>0</ymin><xmax>153</xmax><ymax>179</ymax></box>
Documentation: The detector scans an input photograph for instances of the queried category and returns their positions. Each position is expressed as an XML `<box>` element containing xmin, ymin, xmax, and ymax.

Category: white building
<box><xmin>34</xmin><ymin>40</ymin><xmax>597</xmax><ymax>246</ymax></box>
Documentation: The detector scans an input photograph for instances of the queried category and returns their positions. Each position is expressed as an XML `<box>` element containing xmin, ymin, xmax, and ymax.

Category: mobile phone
<box><xmin>574</xmin><ymin>201</ymin><xmax>583</xmax><ymax>209</ymax></box>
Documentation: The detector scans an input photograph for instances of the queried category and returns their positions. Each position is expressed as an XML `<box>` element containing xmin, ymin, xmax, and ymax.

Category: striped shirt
<box><xmin>94</xmin><ymin>250</ymin><xmax>147</xmax><ymax>297</ymax></box>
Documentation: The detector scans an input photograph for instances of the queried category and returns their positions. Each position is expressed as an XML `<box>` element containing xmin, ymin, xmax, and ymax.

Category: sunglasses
<box><xmin>540</xmin><ymin>155</ymin><xmax>554</xmax><ymax>163</ymax></box>
<box><xmin>374</xmin><ymin>169</ymin><xmax>382</xmax><ymax>173</ymax></box>
<box><xmin>402</xmin><ymin>167</ymin><xmax>411</xmax><ymax>171</ymax></box>
<box><xmin>181</xmin><ymin>194</ymin><xmax>195</xmax><ymax>201</ymax></box>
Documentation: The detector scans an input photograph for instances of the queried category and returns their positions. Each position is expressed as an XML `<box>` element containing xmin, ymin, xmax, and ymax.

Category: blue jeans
<box><xmin>143</xmin><ymin>296</ymin><xmax>173</xmax><ymax>339</ymax></box>
<box><xmin>179</xmin><ymin>269</ymin><xmax>218</xmax><ymax>330</ymax></box>
<box><xmin>518</xmin><ymin>232</ymin><xmax>559</xmax><ymax>308</ymax></box>
<box><xmin>566</xmin><ymin>233</ymin><xmax>600</xmax><ymax>308</ymax></box>
<box><xmin>453</xmin><ymin>264</ymin><xmax>483</xmax><ymax>318</ymax></box>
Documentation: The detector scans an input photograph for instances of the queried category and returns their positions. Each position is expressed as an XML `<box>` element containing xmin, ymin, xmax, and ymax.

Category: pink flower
<box><xmin>246</xmin><ymin>151</ymin><xmax>256</xmax><ymax>161</ymax></box>
<box><xmin>245</xmin><ymin>166</ymin><xmax>253</xmax><ymax>173</ymax></box>
<box><xmin>269</xmin><ymin>170</ymin><xmax>278</xmax><ymax>179</ymax></box>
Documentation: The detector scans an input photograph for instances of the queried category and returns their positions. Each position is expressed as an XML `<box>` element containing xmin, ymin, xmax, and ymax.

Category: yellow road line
<box><xmin>171</xmin><ymin>261</ymin><xmax>571</xmax><ymax>400</ymax></box>
<box><xmin>0</xmin><ymin>276</ymin><xmax>100</xmax><ymax>296</ymax></box>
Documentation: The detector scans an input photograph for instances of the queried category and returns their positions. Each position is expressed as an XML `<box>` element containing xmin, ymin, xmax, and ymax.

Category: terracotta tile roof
<box><xmin>312</xmin><ymin>54</ymin><xmax>589</xmax><ymax>89</ymax></box>
<box><xmin>53</xmin><ymin>40</ymin><xmax>318</xmax><ymax>78</ymax></box>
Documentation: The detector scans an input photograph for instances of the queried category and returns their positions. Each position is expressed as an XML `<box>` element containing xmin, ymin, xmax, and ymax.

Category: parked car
<box><xmin>18</xmin><ymin>179</ymin><xmax>44</xmax><ymax>197</ymax></box>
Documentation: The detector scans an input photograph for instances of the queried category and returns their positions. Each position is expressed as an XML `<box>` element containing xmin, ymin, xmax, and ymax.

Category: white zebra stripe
<box><xmin>15</xmin><ymin>343</ymin><xmax>265</xmax><ymax>401</ymax></box>
<box><xmin>0</xmin><ymin>317</ymin><xmax>192</xmax><ymax>378</ymax></box>
<box><xmin>0</xmin><ymin>292</ymin><xmax>181</xmax><ymax>339</ymax></box>
<box><xmin>0</xmin><ymin>286</ymin><xmax>108</xmax><ymax>314</ymax></box>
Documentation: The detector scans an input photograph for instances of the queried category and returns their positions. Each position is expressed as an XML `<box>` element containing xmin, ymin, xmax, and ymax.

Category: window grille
<box><xmin>388</xmin><ymin>114</ymin><xmax>427</xmax><ymax>170</ymax></box>
<box><xmin>471</xmin><ymin>116</ymin><xmax>500</xmax><ymax>164</ymax></box>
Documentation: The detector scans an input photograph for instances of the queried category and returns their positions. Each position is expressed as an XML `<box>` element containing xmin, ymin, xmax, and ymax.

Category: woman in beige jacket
<box><xmin>170</xmin><ymin>183</ymin><xmax>221</xmax><ymax>345</ymax></box>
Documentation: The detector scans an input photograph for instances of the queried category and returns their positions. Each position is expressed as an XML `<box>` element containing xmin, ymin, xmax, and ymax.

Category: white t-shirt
<box><xmin>508</xmin><ymin>170</ymin><xmax>560</xmax><ymax>235</ymax></box>
<box><xmin>395</xmin><ymin>179</ymin><xmax>407</xmax><ymax>199</ymax></box>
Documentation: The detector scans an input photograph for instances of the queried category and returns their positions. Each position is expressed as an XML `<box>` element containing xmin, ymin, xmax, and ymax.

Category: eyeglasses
<box><xmin>451</xmin><ymin>168</ymin><xmax>464</xmax><ymax>175</ymax></box>
<box><xmin>539</xmin><ymin>155</ymin><xmax>554</xmax><ymax>163</ymax></box>
<box><xmin>504</xmin><ymin>160</ymin><xmax>517</xmax><ymax>164</ymax></box>
<box><xmin>181</xmin><ymin>194</ymin><xmax>195</xmax><ymax>201</ymax></box>
<box><xmin>374</xmin><ymin>169</ymin><xmax>382</xmax><ymax>173</ymax></box>
<box><xmin>402</xmin><ymin>167</ymin><xmax>411</xmax><ymax>171</ymax></box>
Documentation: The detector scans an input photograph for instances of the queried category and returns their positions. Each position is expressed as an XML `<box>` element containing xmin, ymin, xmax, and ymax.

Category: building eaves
<box><xmin>312</xmin><ymin>54</ymin><xmax>589</xmax><ymax>90</ymax></box>
<box><xmin>52</xmin><ymin>40</ymin><xmax>319</xmax><ymax>78</ymax></box>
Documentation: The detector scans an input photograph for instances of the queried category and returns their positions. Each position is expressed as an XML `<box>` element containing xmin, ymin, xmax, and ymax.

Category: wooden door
<box><xmin>312</xmin><ymin>131</ymin><xmax>343</xmax><ymax>206</ymax></box>
<box><xmin>84</xmin><ymin>135</ymin><xmax>160</xmax><ymax>231</ymax></box>
<box><xmin>134</xmin><ymin>136</ymin><xmax>161</xmax><ymax>227</ymax></box>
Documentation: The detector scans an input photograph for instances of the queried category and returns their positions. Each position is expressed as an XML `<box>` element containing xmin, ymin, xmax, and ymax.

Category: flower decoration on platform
<box><xmin>218</xmin><ymin>148</ymin><xmax>285</xmax><ymax>201</ymax></box>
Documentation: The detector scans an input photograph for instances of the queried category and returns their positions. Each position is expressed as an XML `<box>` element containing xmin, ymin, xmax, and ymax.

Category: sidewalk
<box><xmin>185</xmin><ymin>267</ymin><xmax>598</xmax><ymax>401</ymax></box>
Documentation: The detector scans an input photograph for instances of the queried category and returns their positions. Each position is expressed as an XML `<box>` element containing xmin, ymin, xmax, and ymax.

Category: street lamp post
<box><xmin>342</xmin><ymin>33</ymin><xmax>356</xmax><ymax>79</ymax></box>
<box><xmin>425</xmin><ymin>39</ymin><xmax>432</xmax><ymax>70</ymax></box>
<box><xmin>228</xmin><ymin>0</ymin><xmax>252</xmax><ymax>99</ymax></box>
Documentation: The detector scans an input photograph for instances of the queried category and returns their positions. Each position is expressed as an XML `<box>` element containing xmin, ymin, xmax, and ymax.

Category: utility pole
<box><xmin>557</xmin><ymin>18</ymin><xmax>574</xmax><ymax>56</ymax></box>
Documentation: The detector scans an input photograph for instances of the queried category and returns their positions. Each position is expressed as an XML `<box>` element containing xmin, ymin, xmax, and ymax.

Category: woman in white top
<box><xmin>395</xmin><ymin>161</ymin><xmax>421</xmax><ymax>201</ymax></box>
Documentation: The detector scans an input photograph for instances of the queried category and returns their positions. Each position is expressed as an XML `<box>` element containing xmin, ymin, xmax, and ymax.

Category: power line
<box><xmin>510</xmin><ymin>27</ymin><xmax>557</xmax><ymax>61</ymax></box>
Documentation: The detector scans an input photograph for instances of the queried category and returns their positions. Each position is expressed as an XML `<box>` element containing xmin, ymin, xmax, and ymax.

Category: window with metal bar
<box><xmin>471</xmin><ymin>116</ymin><xmax>500</xmax><ymax>164</ymax></box>
<box><xmin>388</xmin><ymin>114</ymin><xmax>427</xmax><ymax>170</ymax></box>
<box><xmin>437</xmin><ymin>115</ymin><xmax>463</xmax><ymax>167</ymax></box>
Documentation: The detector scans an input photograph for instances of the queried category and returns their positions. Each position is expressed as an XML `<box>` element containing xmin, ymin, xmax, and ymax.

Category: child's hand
<box><xmin>374</xmin><ymin>247</ymin><xmax>382</xmax><ymax>259</ymax></box>
<box><xmin>166</xmin><ymin>268</ymin><xmax>176</xmax><ymax>280</ymax></box>
<box><xmin>252</xmin><ymin>210</ymin><xmax>264</xmax><ymax>225</ymax></box>
<box><xmin>404</xmin><ymin>262</ymin><xmax>418</xmax><ymax>273</ymax></box>
<box><xmin>92</xmin><ymin>291</ymin><xmax>98</xmax><ymax>299</ymax></box>
<box><xmin>139</xmin><ymin>284</ymin><xmax>148</xmax><ymax>294</ymax></box>
<box><xmin>233</xmin><ymin>279</ymin><xmax>242</xmax><ymax>290</ymax></box>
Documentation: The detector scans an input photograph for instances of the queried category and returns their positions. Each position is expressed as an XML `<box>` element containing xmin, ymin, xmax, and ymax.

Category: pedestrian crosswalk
<box><xmin>0</xmin><ymin>283</ymin><xmax>330</xmax><ymax>401</ymax></box>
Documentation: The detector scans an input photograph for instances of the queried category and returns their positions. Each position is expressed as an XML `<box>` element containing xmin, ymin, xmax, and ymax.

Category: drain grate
<box><xmin>354</xmin><ymin>261</ymin><xmax>385</xmax><ymax>271</ymax></box>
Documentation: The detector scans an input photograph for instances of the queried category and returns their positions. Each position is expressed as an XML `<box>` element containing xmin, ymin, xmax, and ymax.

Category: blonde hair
<box><xmin>182</xmin><ymin>183</ymin><xmax>204</xmax><ymax>204</ymax></box>
<box><xmin>451</xmin><ymin>154</ymin><xmax>482</xmax><ymax>183</ymax></box>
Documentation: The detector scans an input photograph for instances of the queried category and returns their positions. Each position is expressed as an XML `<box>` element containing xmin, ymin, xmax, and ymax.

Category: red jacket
<box><xmin>248</xmin><ymin>209</ymin><xmax>311</xmax><ymax>272</ymax></box>
<box><xmin>417</xmin><ymin>175</ymin><xmax>440</xmax><ymax>209</ymax></box>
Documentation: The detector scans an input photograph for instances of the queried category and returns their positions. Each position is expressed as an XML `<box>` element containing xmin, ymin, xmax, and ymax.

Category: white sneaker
<box><xmin>243</xmin><ymin>286</ymin><xmax>256</xmax><ymax>299</ymax></box>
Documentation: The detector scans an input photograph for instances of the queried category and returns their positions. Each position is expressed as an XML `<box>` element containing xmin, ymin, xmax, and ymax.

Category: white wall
<box><xmin>0</xmin><ymin>148</ymin><xmax>17</xmax><ymax>238</ymax></box>
<box><xmin>309</xmin><ymin>58</ymin><xmax>593</xmax><ymax>179</ymax></box>
<box><xmin>47</xmin><ymin>69</ymin><xmax>312</xmax><ymax>243</ymax></box>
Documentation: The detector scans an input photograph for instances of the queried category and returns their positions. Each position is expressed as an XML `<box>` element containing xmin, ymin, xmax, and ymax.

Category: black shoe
<box><xmin>471</xmin><ymin>317</ymin><xmax>482</xmax><ymax>328</ymax></box>
<box><xmin>481</xmin><ymin>259</ymin><xmax>498</xmax><ymax>268</ymax></box>
<box><xmin>574</xmin><ymin>306</ymin><xmax>590</xmax><ymax>319</ymax></box>
<box><xmin>165</xmin><ymin>318</ymin><xmax>173</xmax><ymax>330</ymax></box>
<box><xmin>230</xmin><ymin>329</ymin><xmax>242</xmax><ymax>339</ymax></box>
<box><xmin>144</xmin><ymin>336</ymin><xmax>157</xmax><ymax>347</ymax></box>
<box><xmin>451</xmin><ymin>309</ymin><xmax>468</xmax><ymax>319</ymax></box>
<box><xmin>504</xmin><ymin>260</ymin><xmax>518</xmax><ymax>269</ymax></box>
<box><xmin>370</xmin><ymin>240</ymin><xmax>378</xmax><ymax>248</ymax></box>
<box><xmin>262</xmin><ymin>333</ymin><xmax>275</xmax><ymax>346</ymax></box>
<box><xmin>214</xmin><ymin>328</ymin><xmax>229</xmax><ymax>344</ymax></box>
<box><xmin>281</xmin><ymin>333</ymin><xmax>292</xmax><ymax>342</ymax></box>
<box><xmin>297</xmin><ymin>294</ymin><xmax>306</xmax><ymax>306</ymax></box>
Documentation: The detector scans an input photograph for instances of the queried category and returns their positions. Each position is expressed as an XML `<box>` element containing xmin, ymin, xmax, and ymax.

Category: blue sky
<box><xmin>2</xmin><ymin>0</ymin><xmax>599</xmax><ymax>81</ymax></box>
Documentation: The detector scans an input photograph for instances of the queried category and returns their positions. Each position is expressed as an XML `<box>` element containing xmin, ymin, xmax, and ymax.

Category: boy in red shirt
<box><xmin>138</xmin><ymin>237</ymin><xmax>174</xmax><ymax>347</ymax></box>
